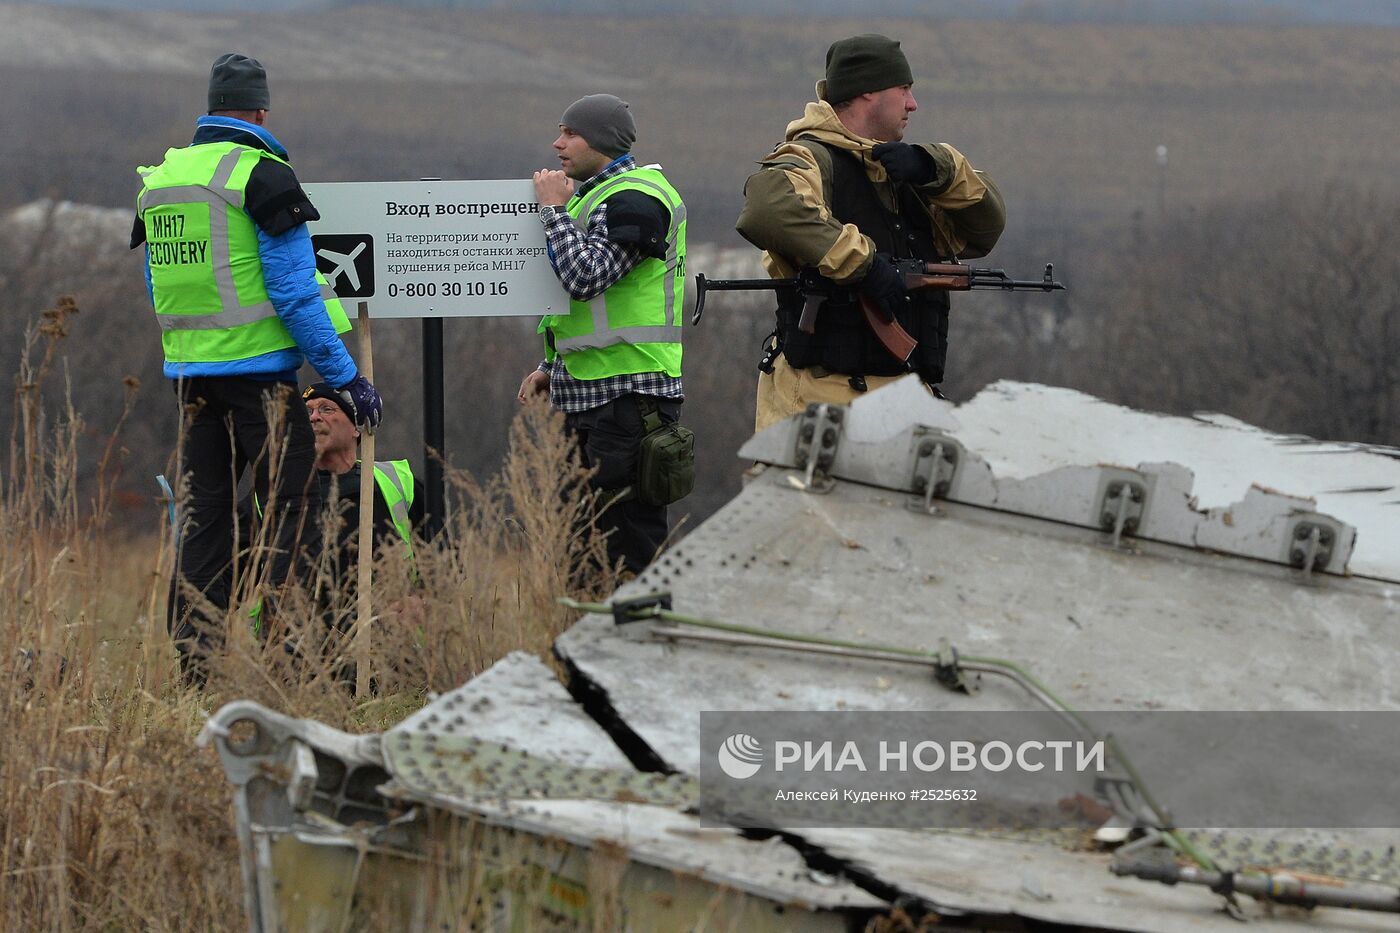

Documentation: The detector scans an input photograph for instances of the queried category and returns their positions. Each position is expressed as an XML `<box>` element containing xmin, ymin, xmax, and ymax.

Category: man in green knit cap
<box><xmin>737</xmin><ymin>34</ymin><xmax>1006</xmax><ymax>430</ymax></box>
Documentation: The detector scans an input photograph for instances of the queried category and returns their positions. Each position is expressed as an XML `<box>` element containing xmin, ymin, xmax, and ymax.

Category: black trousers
<box><xmin>565</xmin><ymin>393</ymin><xmax>680</xmax><ymax>576</ymax></box>
<box><xmin>168</xmin><ymin>376</ymin><xmax>321</xmax><ymax>675</ymax></box>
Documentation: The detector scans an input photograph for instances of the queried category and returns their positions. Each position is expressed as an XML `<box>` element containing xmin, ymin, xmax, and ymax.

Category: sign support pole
<box><xmin>423</xmin><ymin>318</ymin><xmax>445</xmax><ymax>540</ymax></box>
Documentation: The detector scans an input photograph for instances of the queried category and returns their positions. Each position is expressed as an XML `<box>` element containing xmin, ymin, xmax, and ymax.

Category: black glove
<box><xmin>858</xmin><ymin>254</ymin><xmax>908</xmax><ymax>321</ymax></box>
<box><xmin>337</xmin><ymin>374</ymin><xmax>383</xmax><ymax>431</ymax></box>
<box><xmin>871</xmin><ymin>141</ymin><xmax>937</xmax><ymax>186</ymax></box>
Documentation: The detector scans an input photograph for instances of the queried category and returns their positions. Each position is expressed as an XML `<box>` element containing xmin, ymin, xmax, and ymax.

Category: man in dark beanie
<box><xmin>519</xmin><ymin>94</ymin><xmax>690</xmax><ymax>578</ymax></box>
<box><xmin>302</xmin><ymin>382</ymin><xmax>426</xmax><ymax>573</ymax></box>
<box><xmin>132</xmin><ymin>52</ymin><xmax>383</xmax><ymax>685</ymax></box>
<box><xmin>300</xmin><ymin>383</ymin><xmax>427</xmax><ymax>646</ymax></box>
<box><xmin>736</xmin><ymin>34</ymin><xmax>1006</xmax><ymax>430</ymax></box>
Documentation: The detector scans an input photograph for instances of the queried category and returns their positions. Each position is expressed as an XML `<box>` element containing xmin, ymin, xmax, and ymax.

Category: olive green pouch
<box><xmin>637</xmin><ymin>398</ymin><xmax>695</xmax><ymax>507</ymax></box>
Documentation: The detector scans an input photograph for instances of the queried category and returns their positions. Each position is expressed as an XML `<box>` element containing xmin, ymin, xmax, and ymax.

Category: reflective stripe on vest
<box><xmin>542</xmin><ymin>169</ymin><xmax>686</xmax><ymax>378</ymax></box>
<box><xmin>138</xmin><ymin>144</ymin><xmax>350</xmax><ymax>358</ymax></box>
<box><xmin>372</xmin><ymin>460</ymin><xmax>416</xmax><ymax>563</ymax></box>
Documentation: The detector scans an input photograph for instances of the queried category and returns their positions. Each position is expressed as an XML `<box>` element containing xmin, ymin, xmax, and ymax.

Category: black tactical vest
<box><xmin>777</xmin><ymin>141</ymin><xmax>950</xmax><ymax>384</ymax></box>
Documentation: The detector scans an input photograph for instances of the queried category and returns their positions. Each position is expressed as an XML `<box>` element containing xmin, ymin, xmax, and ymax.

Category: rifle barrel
<box><xmin>966</xmin><ymin>262</ymin><xmax>1065</xmax><ymax>292</ymax></box>
<box><xmin>968</xmin><ymin>276</ymin><xmax>1065</xmax><ymax>291</ymax></box>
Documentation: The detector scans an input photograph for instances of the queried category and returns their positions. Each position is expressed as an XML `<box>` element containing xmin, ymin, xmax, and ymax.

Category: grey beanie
<box><xmin>822</xmin><ymin>34</ymin><xmax>913</xmax><ymax>103</ymax></box>
<box><xmin>208</xmin><ymin>53</ymin><xmax>270</xmax><ymax>112</ymax></box>
<box><xmin>560</xmin><ymin>94</ymin><xmax>636</xmax><ymax>158</ymax></box>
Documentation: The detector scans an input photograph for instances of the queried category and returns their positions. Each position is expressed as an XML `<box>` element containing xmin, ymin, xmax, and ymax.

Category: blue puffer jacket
<box><xmin>142</xmin><ymin>116</ymin><xmax>357</xmax><ymax>386</ymax></box>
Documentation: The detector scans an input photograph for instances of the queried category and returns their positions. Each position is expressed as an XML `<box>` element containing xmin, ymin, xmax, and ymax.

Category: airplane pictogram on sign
<box><xmin>313</xmin><ymin>234</ymin><xmax>374</xmax><ymax>298</ymax></box>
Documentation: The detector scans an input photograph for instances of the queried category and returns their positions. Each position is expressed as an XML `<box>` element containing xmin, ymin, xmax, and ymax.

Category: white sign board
<box><xmin>304</xmin><ymin>179</ymin><xmax>569</xmax><ymax>319</ymax></box>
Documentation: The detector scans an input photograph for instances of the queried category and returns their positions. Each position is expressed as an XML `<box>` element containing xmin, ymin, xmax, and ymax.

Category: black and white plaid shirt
<box><xmin>538</xmin><ymin>155</ymin><xmax>684</xmax><ymax>414</ymax></box>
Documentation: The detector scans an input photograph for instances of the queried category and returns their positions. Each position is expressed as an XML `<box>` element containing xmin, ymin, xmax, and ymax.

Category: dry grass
<box><xmin>0</xmin><ymin>297</ymin><xmax>620</xmax><ymax>931</ymax></box>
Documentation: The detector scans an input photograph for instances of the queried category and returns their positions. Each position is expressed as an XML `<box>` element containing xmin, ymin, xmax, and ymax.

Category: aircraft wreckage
<box><xmin>203</xmin><ymin>378</ymin><xmax>1400</xmax><ymax>931</ymax></box>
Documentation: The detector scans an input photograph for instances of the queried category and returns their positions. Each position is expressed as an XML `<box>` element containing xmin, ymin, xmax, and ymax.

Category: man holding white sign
<box><xmin>518</xmin><ymin>94</ymin><xmax>692</xmax><ymax>576</ymax></box>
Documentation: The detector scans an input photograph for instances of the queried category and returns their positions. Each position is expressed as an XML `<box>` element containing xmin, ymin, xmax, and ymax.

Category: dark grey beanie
<box><xmin>208</xmin><ymin>53</ymin><xmax>270</xmax><ymax>112</ymax></box>
<box><xmin>560</xmin><ymin>94</ymin><xmax>636</xmax><ymax>158</ymax></box>
<box><xmin>822</xmin><ymin>34</ymin><xmax>913</xmax><ymax>103</ymax></box>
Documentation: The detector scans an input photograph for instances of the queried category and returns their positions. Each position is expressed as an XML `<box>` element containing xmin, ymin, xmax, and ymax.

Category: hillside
<box><xmin>7</xmin><ymin>5</ymin><xmax>1400</xmax><ymax>90</ymax></box>
<box><xmin>4</xmin><ymin>4</ymin><xmax>1399</xmax><ymax>239</ymax></box>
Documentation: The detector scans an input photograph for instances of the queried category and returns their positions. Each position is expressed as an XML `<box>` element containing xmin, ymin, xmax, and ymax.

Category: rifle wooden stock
<box><xmin>858</xmin><ymin>294</ymin><xmax>917</xmax><ymax>363</ymax></box>
<box><xmin>903</xmin><ymin>260</ymin><xmax>1066</xmax><ymax>292</ymax></box>
<box><xmin>920</xmin><ymin>262</ymin><xmax>976</xmax><ymax>277</ymax></box>
<box><xmin>906</xmin><ymin>272</ymin><xmax>972</xmax><ymax>290</ymax></box>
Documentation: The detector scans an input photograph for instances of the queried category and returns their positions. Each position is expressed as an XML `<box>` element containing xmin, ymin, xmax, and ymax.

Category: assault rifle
<box><xmin>692</xmin><ymin>260</ymin><xmax>1065</xmax><ymax>363</ymax></box>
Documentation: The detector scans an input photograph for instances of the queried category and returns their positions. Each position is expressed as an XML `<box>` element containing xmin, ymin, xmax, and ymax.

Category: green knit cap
<box><xmin>822</xmin><ymin>34</ymin><xmax>913</xmax><ymax>103</ymax></box>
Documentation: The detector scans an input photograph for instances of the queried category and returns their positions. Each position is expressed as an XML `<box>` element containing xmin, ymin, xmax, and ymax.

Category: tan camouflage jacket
<box><xmin>736</xmin><ymin>94</ymin><xmax>1006</xmax><ymax>282</ymax></box>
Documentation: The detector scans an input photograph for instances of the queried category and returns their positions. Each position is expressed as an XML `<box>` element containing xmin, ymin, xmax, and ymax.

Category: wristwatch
<box><xmin>539</xmin><ymin>205</ymin><xmax>562</xmax><ymax>222</ymax></box>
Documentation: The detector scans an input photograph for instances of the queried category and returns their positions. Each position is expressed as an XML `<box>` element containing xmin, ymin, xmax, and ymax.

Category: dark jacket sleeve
<box><xmin>602</xmin><ymin>189</ymin><xmax>670</xmax><ymax>260</ymax></box>
<box><xmin>245</xmin><ymin>160</ymin><xmax>321</xmax><ymax>236</ymax></box>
